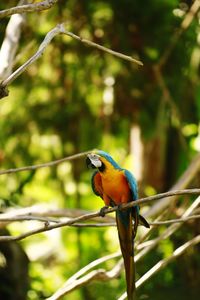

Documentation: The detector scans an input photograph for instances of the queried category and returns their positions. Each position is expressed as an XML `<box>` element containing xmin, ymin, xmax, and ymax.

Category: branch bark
<box><xmin>0</xmin><ymin>23</ymin><xmax>143</xmax><ymax>99</ymax></box>
<box><xmin>146</xmin><ymin>153</ymin><xmax>200</xmax><ymax>217</ymax></box>
<box><xmin>118</xmin><ymin>234</ymin><xmax>200</xmax><ymax>300</ymax></box>
<box><xmin>0</xmin><ymin>190</ymin><xmax>200</xmax><ymax>242</ymax></box>
<box><xmin>0</xmin><ymin>0</ymin><xmax>58</xmax><ymax>19</ymax></box>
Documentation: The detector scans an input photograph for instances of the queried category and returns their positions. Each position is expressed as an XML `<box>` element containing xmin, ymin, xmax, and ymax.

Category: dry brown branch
<box><xmin>0</xmin><ymin>151</ymin><xmax>91</xmax><ymax>175</ymax></box>
<box><xmin>0</xmin><ymin>1</ymin><xmax>26</xmax><ymax>81</ymax></box>
<box><xmin>1</xmin><ymin>213</ymin><xmax>200</xmax><ymax>228</ymax></box>
<box><xmin>150</xmin><ymin>214</ymin><xmax>200</xmax><ymax>225</ymax></box>
<box><xmin>47</xmin><ymin>259</ymin><xmax>123</xmax><ymax>300</ymax></box>
<box><xmin>146</xmin><ymin>153</ymin><xmax>200</xmax><ymax>217</ymax></box>
<box><xmin>0</xmin><ymin>205</ymin><xmax>115</xmax><ymax>228</ymax></box>
<box><xmin>135</xmin><ymin>196</ymin><xmax>200</xmax><ymax>262</ymax></box>
<box><xmin>159</xmin><ymin>0</ymin><xmax>200</xmax><ymax>67</ymax></box>
<box><xmin>0</xmin><ymin>0</ymin><xmax>58</xmax><ymax>19</ymax></box>
<box><xmin>0</xmin><ymin>23</ymin><xmax>143</xmax><ymax>99</ymax></box>
<box><xmin>46</xmin><ymin>196</ymin><xmax>200</xmax><ymax>299</ymax></box>
<box><xmin>0</xmin><ymin>215</ymin><xmax>59</xmax><ymax>223</ymax></box>
<box><xmin>0</xmin><ymin>190</ymin><xmax>199</xmax><ymax>242</ymax></box>
<box><xmin>118</xmin><ymin>234</ymin><xmax>200</xmax><ymax>300</ymax></box>
<box><xmin>60</xmin><ymin>27</ymin><xmax>143</xmax><ymax>66</ymax></box>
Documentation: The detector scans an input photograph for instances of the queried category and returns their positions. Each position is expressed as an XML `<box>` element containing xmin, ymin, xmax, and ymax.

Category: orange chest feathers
<box><xmin>101</xmin><ymin>170</ymin><xmax>131</xmax><ymax>205</ymax></box>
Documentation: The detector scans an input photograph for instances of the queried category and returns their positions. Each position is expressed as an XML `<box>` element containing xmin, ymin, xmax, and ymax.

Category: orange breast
<box><xmin>101</xmin><ymin>171</ymin><xmax>131</xmax><ymax>205</ymax></box>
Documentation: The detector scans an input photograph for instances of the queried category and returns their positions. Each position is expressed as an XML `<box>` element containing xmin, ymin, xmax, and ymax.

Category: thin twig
<box><xmin>0</xmin><ymin>0</ymin><xmax>58</xmax><ymax>19</ymax></box>
<box><xmin>0</xmin><ymin>190</ymin><xmax>200</xmax><ymax>242</ymax></box>
<box><xmin>60</xmin><ymin>26</ymin><xmax>143</xmax><ymax>66</ymax></box>
<box><xmin>0</xmin><ymin>151</ymin><xmax>91</xmax><ymax>175</ymax></box>
<box><xmin>0</xmin><ymin>215</ymin><xmax>59</xmax><ymax>223</ymax></box>
<box><xmin>159</xmin><ymin>0</ymin><xmax>200</xmax><ymax>67</ymax></box>
<box><xmin>1</xmin><ymin>214</ymin><xmax>200</xmax><ymax>228</ymax></box>
<box><xmin>150</xmin><ymin>214</ymin><xmax>200</xmax><ymax>225</ymax></box>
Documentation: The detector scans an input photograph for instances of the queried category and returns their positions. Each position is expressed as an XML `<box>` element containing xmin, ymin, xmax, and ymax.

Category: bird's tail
<box><xmin>116</xmin><ymin>209</ymin><xmax>136</xmax><ymax>300</ymax></box>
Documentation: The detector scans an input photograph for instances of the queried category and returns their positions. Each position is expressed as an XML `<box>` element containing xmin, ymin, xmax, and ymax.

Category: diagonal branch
<box><xmin>0</xmin><ymin>0</ymin><xmax>58</xmax><ymax>19</ymax></box>
<box><xmin>0</xmin><ymin>150</ymin><xmax>91</xmax><ymax>175</ymax></box>
<box><xmin>47</xmin><ymin>259</ymin><xmax>123</xmax><ymax>300</ymax></box>
<box><xmin>146</xmin><ymin>152</ymin><xmax>200</xmax><ymax>217</ymax></box>
<box><xmin>159</xmin><ymin>0</ymin><xmax>200</xmax><ymax>67</ymax></box>
<box><xmin>45</xmin><ymin>196</ymin><xmax>200</xmax><ymax>300</ymax></box>
<box><xmin>118</xmin><ymin>234</ymin><xmax>200</xmax><ymax>300</ymax></box>
<box><xmin>0</xmin><ymin>23</ymin><xmax>143</xmax><ymax>99</ymax></box>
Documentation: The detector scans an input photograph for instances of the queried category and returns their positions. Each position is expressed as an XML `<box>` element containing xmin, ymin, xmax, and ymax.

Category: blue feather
<box><xmin>124</xmin><ymin>169</ymin><xmax>139</xmax><ymax>214</ymax></box>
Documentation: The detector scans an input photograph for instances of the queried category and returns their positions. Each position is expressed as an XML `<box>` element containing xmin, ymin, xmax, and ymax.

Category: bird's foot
<box><xmin>117</xmin><ymin>204</ymin><xmax>123</xmax><ymax>211</ymax></box>
<box><xmin>99</xmin><ymin>206</ymin><xmax>109</xmax><ymax>217</ymax></box>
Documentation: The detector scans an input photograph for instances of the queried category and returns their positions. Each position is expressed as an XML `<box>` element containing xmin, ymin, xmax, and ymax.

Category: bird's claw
<box><xmin>99</xmin><ymin>206</ymin><xmax>109</xmax><ymax>217</ymax></box>
<box><xmin>117</xmin><ymin>204</ymin><xmax>123</xmax><ymax>211</ymax></box>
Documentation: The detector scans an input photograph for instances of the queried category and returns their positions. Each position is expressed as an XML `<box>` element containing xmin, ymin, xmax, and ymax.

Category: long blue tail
<box><xmin>116</xmin><ymin>209</ymin><xmax>137</xmax><ymax>300</ymax></box>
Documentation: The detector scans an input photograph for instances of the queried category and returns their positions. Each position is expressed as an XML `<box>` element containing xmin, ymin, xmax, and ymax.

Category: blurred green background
<box><xmin>0</xmin><ymin>0</ymin><xmax>200</xmax><ymax>299</ymax></box>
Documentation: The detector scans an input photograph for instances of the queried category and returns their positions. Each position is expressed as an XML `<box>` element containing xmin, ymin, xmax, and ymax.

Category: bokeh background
<box><xmin>0</xmin><ymin>1</ymin><xmax>200</xmax><ymax>299</ymax></box>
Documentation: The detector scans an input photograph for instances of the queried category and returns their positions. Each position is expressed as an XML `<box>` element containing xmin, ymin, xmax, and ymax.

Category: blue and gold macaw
<box><xmin>86</xmin><ymin>150</ymin><xmax>149</xmax><ymax>300</ymax></box>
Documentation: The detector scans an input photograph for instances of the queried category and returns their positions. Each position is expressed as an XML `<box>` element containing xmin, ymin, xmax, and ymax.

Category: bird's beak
<box><xmin>86</xmin><ymin>154</ymin><xmax>102</xmax><ymax>169</ymax></box>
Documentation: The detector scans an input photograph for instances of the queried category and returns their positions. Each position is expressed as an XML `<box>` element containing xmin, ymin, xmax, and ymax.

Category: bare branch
<box><xmin>0</xmin><ymin>6</ymin><xmax>25</xmax><ymax>80</ymax></box>
<box><xmin>159</xmin><ymin>0</ymin><xmax>200</xmax><ymax>67</ymax></box>
<box><xmin>0</xmin><ymin>190</ymin><xmax>199</xmax><ymax>242</ymax></box>
<box><xmin>118</xmin><ymin>235</ymin><xmax>200</xmax><ymax>300</ymax></box>
<box><xmin>0</xmin><ymin>24</ymin><xmax>63</xmax><ymax>91</ymax></box>
<box><xmin>47</xmin><ymin>259</ymin><xmax>123</xmax><ymax>300</ymax></box>
<box><xmin>0</xmin><ymin>215</ymin><xmax>59</xmax><ymax>223</ymax></box>
<box><xmin>60</xmin><ymin>26</ymin><xmax>143</xmax><ymax>66</ymax></box>
<box><xmin>0</xmin><ymin>0</ymin><xmax>58</xmax><ymax>19</ymax></box>
<box><xmin>0</xmin><ymin>23</ymin><xmax>143</xmax><ymax>99</ymax></box>
<box><xmin>134</xmin><ymin>196</ymin><xmax>200</xmax><ymax>262</ymax></box>
<box><xmin>0</xmin><ymin>151</ymin><xmax>91</xmax><ymax>175</ymax></box>
<box><xmin>45</xmin><ymin>196</ymin><xmax>200</xmax><ymax>299</ymax></box>
<box><xmin>150</xmin><ymin>214</ymin><xmax>200</xmax><ymax>225</ymax></box>
<box><xmin>146</xmin><ymin>153</ymin><xmax>200</xmax><ymax>217</ymax></box>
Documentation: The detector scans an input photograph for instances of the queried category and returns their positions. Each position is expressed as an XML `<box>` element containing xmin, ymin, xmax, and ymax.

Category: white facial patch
<box><xmin>88</xmin><ymin>154</ymin><xmax>102</xmax><ymax>168</ymax></box>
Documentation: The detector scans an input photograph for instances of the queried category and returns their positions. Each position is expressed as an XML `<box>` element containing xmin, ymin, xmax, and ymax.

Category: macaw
<box><xmin>86</xmin><ymin>150</ymin><xmax>149</xmax><ymax>300</ymax></box>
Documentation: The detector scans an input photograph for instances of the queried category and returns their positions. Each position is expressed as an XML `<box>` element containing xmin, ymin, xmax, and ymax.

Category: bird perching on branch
<box><xmin>86</xmin><ymin>150</ymin><xmax>150</xmax><ymax>300</ymax></box>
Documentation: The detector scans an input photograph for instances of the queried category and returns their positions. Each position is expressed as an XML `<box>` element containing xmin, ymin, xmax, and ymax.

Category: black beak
<box><xmin>86</xmin><ymin>157</ymin><xmax>96</xmax><ymax>169</ymax></box>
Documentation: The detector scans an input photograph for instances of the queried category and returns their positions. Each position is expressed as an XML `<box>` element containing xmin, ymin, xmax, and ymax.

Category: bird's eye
<box><xmin>92</xmin><ymin>154</ymin><xmax>100</xmax><ymax>160</ymax></box>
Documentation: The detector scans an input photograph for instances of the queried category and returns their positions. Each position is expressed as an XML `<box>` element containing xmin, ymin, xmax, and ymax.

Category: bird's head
<box><xmin>86</xmin><ymin>150</ymin><xmax>121</xmax><ymax>172</ymax></box>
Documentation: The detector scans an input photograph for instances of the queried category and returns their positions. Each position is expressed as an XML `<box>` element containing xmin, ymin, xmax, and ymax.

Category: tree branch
<box><xmin>45</xmin><ymin>196</ymin><xmax>200</xmax><ymax>299</ymax></box>
<box><xmin>47</xmin><ymin>259</ymin><xmax>123</xmax><ymax>300</ymax></box>
<box><xmin>1</xmin><ymin>213</ymin><xmax>200</xmax><ymax>228</ymax></box>
<box><xmin>0</xmin><ymin>1</ymin><xmax>26</xmax><ymax>81</ymax></box>
<box><xmin>0</xmin><ymin>190</ymin><xmax>199</xmax><ymax>242</ymax></box>
<box><xmin>0</xmin><ymin>0</ymin><xmax>58</xmax><ymax>19</ymax></box>
<box><xmin>159</xmin><ymin>0</ymin><xmax>200</xmax><ymax>67</ymax></box>
<box><xmin>146</xmin><ymin>153</ymin><xmax>200</xmax><ymax>217</ymax></box>
<box><xmin>118</xmin><ymin>234</ymin><xmax>200</xmax><ymax>300</ymax></box>
<box><xmin>0</xmin><ymin>23</ymin><xmax>143</xmax><ymax>99</ymax></box>
<box><xmin>0</xmin><ymin>150</ymin><xmax>91</xmax><ymax>175</ymax></box>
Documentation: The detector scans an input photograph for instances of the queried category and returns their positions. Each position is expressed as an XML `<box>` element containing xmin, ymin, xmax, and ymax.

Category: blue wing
<box><xmin>124</xmin><ymin>169</ymin><xmax>138</xmax><ymax>200</ymax></box>
<box><xmin>124</xmin><ymin>169</ymin><xmax>150</xmax><ymax>228</ymax></box>
<box><xmin>124</xmin><ymin>169</ymin><xmax>139</xmax><ymax>214</ymax></box>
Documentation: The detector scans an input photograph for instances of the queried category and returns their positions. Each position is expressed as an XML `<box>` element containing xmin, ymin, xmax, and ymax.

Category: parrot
<box><xmin>86</xmin><ymin>150</ymin><xmax>150</xmax><ymax>300</ymax></box>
